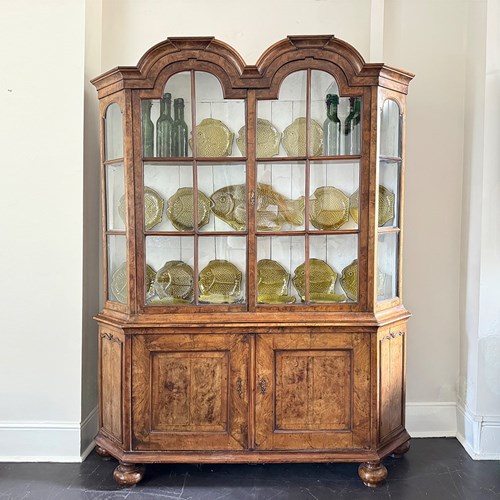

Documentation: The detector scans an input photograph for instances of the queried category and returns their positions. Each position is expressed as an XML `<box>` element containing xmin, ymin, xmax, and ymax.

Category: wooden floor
<box><xmin>0</xmin><ymin>438</ymin><xmax>498</xmax><ymax>499</ymax></box>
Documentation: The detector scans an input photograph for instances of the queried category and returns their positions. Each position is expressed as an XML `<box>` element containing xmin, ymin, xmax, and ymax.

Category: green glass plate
<box><xmin>292</xmin><ymin>258</ymin><xmax>337</xmax><ymax>299</ymax></box>
<box><xmin>350</xmin><ymin>185</ymin><xmax>395</xmax><ymax>227</ymax></box>
<box><xmin>154</xmin><ymin>260</ymin><xmax>194</xmax><ymax>302</ymax></box>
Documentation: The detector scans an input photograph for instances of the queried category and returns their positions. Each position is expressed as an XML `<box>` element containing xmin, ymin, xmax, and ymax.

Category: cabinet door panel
<box><xmin>256</xmin><ymin>333</ymin><xmax>370</xmax><ymax>450</ymax></box>
<box><xmin>132</xmin><ymin>334</ymin><xmax>248</xmax><ymax>451</ymax></box>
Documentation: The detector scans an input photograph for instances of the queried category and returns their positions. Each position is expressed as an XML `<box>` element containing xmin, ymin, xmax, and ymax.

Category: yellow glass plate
<box><xmin>111</xmin><ymin>262</ymin><xmax>155</xmax><ymax>304</ymax></box>
<box><xmin>292</xmin><ymin>258</ymin><xmax>337</xmax><ymax>299</ymax></box>
<box><xmin>257</xmin><ymin>259</ymin><xmax>295</xmax><ymax>303</ymax></box>
<box><xmin>310</xmin><ymin>186</ymin><xmax>350</xmax><ymax>230</ymax></box>
<box><xmin>236</xmin><ymin>118</ymin><xmax>281</xmax><ymax>157</ymax></box>
<box><xmin>199</xmin><ymin>259</ymin><xmax>242</xmax><ymax>303</ymax></box>
<box><xmin>350</xmin><ymin>185</ymin><xmax>395</xmax><ymax>227</ymax></box>
<box><xmin>340</xmin><ymin>259</ymin><xmax>358</xmax><ymax>301</ymax></box>
<box><xmin>119</xmin><ymin>186</ymin><xmax>164</xmax><ymax>231</ymax></box>
<box><xmin>191</xmin><ymin>118</ymin><xmax>234</xmax><ymax>157</ymax></box>
<box><xmin>309</xmin><ymin>292</ymin><xmax>346</xmax><ymax>303</ymax></box>
<box><xmin>167</xmin><ymin>187</ymin><xmax>212</xmax><ymax>231</ymax></box>
<box><xmin>282</xmin><ymin>117</ymin><xmax>323</xmax><ymax>157</ymax></box>
<box><xmin>154</xmin><ymin>260</ymin><xmax>194</xmax><ymax>302</ymax></box>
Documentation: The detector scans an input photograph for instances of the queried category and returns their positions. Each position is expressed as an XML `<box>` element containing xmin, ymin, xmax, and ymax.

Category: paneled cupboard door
<box><xmin>255</xmin><ymin>333</ymin><xmax>370</xmax><ymax>450</ymax></box>
<box><xmin>132</xmin><ymin>334</ymin><xmax>249</xmax><ymax>451</ymax></box>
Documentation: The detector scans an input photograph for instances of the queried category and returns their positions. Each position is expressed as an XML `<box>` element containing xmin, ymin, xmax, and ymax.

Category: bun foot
<box><xmin>113</xmin><ymin>462</ymin><xmax>145</xmax><ymax>487</ymax></box>
<box><xmin>358</xmin><ymin>461</ymin><xmax>387</xmax><ymax>488</ymax></box>
<box><xmin>95</xmin><ymin>445</ymin><xmax>112</xmax><ymax>460</ymax></box>
<box><xmin>391</xmin><ymin>439</ymin><xmax>410</xmax><ymax>458</ymax></box>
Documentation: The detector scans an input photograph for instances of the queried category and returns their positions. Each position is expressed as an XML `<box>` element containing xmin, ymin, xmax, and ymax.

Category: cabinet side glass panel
<box><xmin>309</xmin><ymin>234</ymin><xmax>358</xmax><ymax>303</ymax></box>
<box><xmin>106</xmin><ymin>163</ymin><xmax>125</xmax><ymax>231</ymax></box>
<box><xmin>105</xmin><ymin>103</ymin><xmax>123</xmax><ymax>160</ymax></box>
<box><xmin>194</xmin><ymin>71</ymin><xmax>245</xmax><ymax>158</ymax></box>
<box><xmin>145</xmin><ymin>236</ymin><xmax>195</xmax><ymax>305</ymax></box>
<box><xmin>144</xmin><ymin>163</ymin><xmax>193</xmax><ymax>232</ymax></box>
<box><xmin>309</xmin><ymin>160</ymin><xmax>359</xmax><ymax>231</ymax></box>
<box><xmin>310</xmin><ymin>70</ymin><xmax>361</xmax><ymax>156</ymax></box>
<box><xmin>380</xmin><ymin>99</ymin><xmax>401</xmax><ymax>158</ymax></box>
<box><xmin>198</xmin><ymin>163</ymin><xmax>247</xmax><ymax>231</ymax></box>
<box><xmin>107</xmin><ymin>235</ymin><xmax>127</xmax><ymax>304</ymax></box>
<box><xmin>257</xmin><ymin>70</ymin><xmax>306</xmax><ymax>158</ymax></box>
<box><xmin>257</xmin><ymin>162</ymin><xmax>305</xmax><ymax>231</ymax></box>
<box><xmin>379</xmin><ymin>159</ymin><xmax>400</xmax><ymax>228</ymax></box>
<box><xmin>377</xmin><ymin>233</ymin><xmax>398</xmax><ymax>300</ymax></box>
<box><xmin>198</xmin><ymin>235</ymin><xmax>246</xmax><ymax>304</ymax></box>
<box><xmin>257</xmin><ymin>236</ymin><xmax>305</xmax><ymax>304</ymax></box>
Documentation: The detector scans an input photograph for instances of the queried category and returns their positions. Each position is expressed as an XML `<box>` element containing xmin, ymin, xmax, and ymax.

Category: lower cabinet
<box><xmin>96</xmin><ymin>325</ymin><xmax>409</xmax><ymax>487</ymax></box>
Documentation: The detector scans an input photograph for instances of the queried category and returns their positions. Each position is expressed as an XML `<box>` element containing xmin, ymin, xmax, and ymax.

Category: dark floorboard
<box><xmin>0</xmin><ymin>438</ymin><xmax>499</xmax><ymax>499</ymax></box>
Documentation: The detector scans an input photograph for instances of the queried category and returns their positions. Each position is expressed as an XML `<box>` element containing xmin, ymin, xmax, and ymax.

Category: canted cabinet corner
<box><xmin>93</xmin><ymin>34</ymin><xmax>413</xmax><ymax>486</ymax></box>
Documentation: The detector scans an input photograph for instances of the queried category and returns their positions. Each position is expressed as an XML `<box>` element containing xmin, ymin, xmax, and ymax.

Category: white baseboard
<box><xmin>406</xmin><ymin>401</ymin><xmax>457</xmax><ymax>437</ymax></box>
<box><xmin>456</xmin><ymin>402</ymin><xmax>500</xmax><ymax>460</ymax></box>
<box><xmin>0</xmin><ymin>406</ymin><xmax>98</xmax><ymax>463</ymax></box>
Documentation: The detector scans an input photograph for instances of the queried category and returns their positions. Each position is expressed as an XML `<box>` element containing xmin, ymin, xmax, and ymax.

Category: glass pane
<box><xmin>145</xmin><ymin>236</ymin><xmax>194</xmax><ymax>305</ymax></box>
<box><xmin>309</xmin><ymin>160</ymin><xmax>359</xmax><ymax>230</ymax></box>
<box><xmin>380</xmin><ymin>99</ymin><xmax>401</xmax><ymax>157</ymax></box>
<box><xmin>310</xmin><ymin>234</ymin><xmax>358</xmax><ymax>303</ymax></box>
<box><xmin>106</xmin><ymin>163</ymin><xmax>125</xmax><ymax>231</ymax></box>
<box><xmin>107</xmin><ymin>235</ymin><xmax>127</xmax><ymax>304</ymax></box>
<box><xmin>379</xmin><ymin>160</ymin><xmax>400</xmax><ymax>228</ymax></box>
<box><xmin>144</xmin><ymin>163</ymin><xmax>196</xmax><ymax>232</ymax></box>
<box><xmin>195</xmin><ymin>72</ymin><xmax>245</xmax><ymax>158</ymax></box>
<box><xmin>105</xmin><ymin>103</ymin><xmax>123</xmax><ymax>160</ymax></box>
<box><xmin>198</xmin><ymin>236</ymin><xmax>246</xmax><ymax>304</ymax></box>
<box><xmin>310</xmin><ymin>71</ymin><xmax>361</xmax><ymax>157</ymax></box>
<box><xmin>198</xmin><ymin>163</ymin><xmax>247</xmax><ymax>231</ymax></box>
<box><xmin>377</xmin><ymin>232</ymin><xmax>399</xmax><ymax>301</ymax></box>
<box><xmin>257</xmin><ymin>70</ymin><xmax>306</xmax><ymax>158</ymax></box>
<box><xmin>257</xmin><ymin>162</ymin><xmax>305</xmax><ymax>231</ymax></box>
<box><xmin>257</xmin><ymin>235</ymin><xmax>305</xmax><ymax>304</ymax></box>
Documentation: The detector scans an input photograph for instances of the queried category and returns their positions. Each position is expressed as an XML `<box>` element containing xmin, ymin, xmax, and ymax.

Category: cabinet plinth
<box><xmin>92</xmin><ymin>35</ymin><xmax>413</xmax><ymax>486</ymax></box>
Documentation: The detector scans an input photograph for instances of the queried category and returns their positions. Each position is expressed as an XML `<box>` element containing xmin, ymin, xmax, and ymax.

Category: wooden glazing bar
<box><xmin>256</xmin><ymin>155</ymin><xmax>362</xmax><ymax>163</ymax></box>
<box><xmin>142</xmin><ymin>157</ymin><xmax>248</xmax><ymax>163</ymax></box>
<box><xmin>247</xmin><ymin>90</ymin><xmax>257</xmax><ymax>312</ymax></box>
<box><xmin>145</xmin><ymin>230</ymin><xmax>249</xmax><ymax>237</ymax></box>
<box><xmin>378</xmin><ymin>155</ymin><xmax>402</xmax><ymax>163</ymax></box>
<box><xmin>255</xmin><ymin>229</ymin><xmax>359</xmax><ymax>237</ymax></box>
<box><xmin>304</xmin><ymin>68</ymin><xmax>312</xmax><ymax>305</ymax></box>
<box><xmin>377</xmin><ymin>227</ymin><xmax>401</xmax><ymax>234</ymax></box>
<box><xmin>105</xmin><ymin>230</ymin><xmax>127</xmax><ymax>236</ymax></box>
<box><xmin>103</xmin><ymin>157</ymin><xmax>125</xmax><ymax>165</ymax></box>
<box><xmin>191</xmin><ymin>69</ymin><xmax>199</xmax><ymax>306</ymax></box>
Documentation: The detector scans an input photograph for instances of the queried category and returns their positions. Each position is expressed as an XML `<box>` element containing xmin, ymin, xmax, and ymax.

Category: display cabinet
<box><xmin>92</xmin><ymin>35</ymin><xmax>413</xmax><ymax>487</ymax></box>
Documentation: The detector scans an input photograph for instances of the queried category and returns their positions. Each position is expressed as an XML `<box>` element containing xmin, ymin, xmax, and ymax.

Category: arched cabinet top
<box><xmin>91</xmin><ymin>35</ymin><xmax>414</xmax><ymax>98</ymax></box>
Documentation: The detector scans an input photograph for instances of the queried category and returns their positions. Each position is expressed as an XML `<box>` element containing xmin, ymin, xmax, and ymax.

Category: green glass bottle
<box><xmin>172</xmin><ymin>98</ymin><xmax>189</xmax><ymax>157</ymax></box>
<box><xmin>344</xmin><ymin>97</ymin><xmax>361</xmax><ymax>155</ymax></box>
<box><xmin>156</xmin><ymin>93</ymin><xmax>174</xmax><ymax>157</ymax></box>
<box><xmin>141</xmin><ymin>100</ymin><xmax>154</xmax><ymax>157</ymax></box>
<box><xmin>323</xmin><ymin>94</ymin><xmax>341</xmax><ymax>156</ymax></box>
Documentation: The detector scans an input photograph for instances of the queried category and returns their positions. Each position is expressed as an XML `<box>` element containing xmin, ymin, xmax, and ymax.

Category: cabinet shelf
<box><xmin>93</xmin><ymin>34</ymin><xmax>413</xmax><ymax>488</ymax></box>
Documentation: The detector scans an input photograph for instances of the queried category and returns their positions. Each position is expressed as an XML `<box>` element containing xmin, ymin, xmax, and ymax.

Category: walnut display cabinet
<box><xmin>91</xmin><ymin>35</ymin><xmax>414</xmax><ymax>487</ymax></box>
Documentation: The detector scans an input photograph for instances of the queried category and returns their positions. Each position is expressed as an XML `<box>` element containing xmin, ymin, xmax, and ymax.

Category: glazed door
<box><xmin>255</xmin><ymin>333</ymin><xmax>370</xmax><ymax>450</ymax></box>
<box><xmin>132</xmin><ymin>333</ymin><xmax>249</xmax><ymax>451</ymax></box>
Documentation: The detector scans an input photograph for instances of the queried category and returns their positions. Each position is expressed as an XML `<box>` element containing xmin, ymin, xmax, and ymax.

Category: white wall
<box><xmin>0</xmin><ymin>0</ymin><xmax>88</xmax><ymax>459</ymax></box>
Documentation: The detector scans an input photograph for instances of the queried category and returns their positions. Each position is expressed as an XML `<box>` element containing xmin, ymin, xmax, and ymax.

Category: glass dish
<box><xmin>198</xmin><ymin>259</ymin><xmax>242</xmax><ymax>303</ymax></box>
<box><xmin>166</xmin><ymin>187</ymin><xmax>212</xmax><ymax>231</ymax></box>
<box><xmin>309</xmin><ymin>186</ymin><xmax>350</xmax><ymax>230</ymax></box>
<box><xmin>282</xmin><ymin>117</ymin><xmax>323</xmax><ymax>157</ymax></box>
<box><xmin>257</xmin><ymin>259</ymin><xmax>296</xmax><ymax>304</ymax></box>
<box><xmin>111</xmin><ymin>262</ymin><xmax>156</xmax><ymax>304</ymax></box>
<box><xmin>191</xmin><ymin>118</ymin><xmax>234</xmax><ymax>157</ymax></box>
<box><xmin>236</xmin><ymin>118</ymin><xmax>281</xmax><ymax>157</ymax></box>
<box><xmin>119</xmin><ymin>186</ymin><xmax>164</xmax><ymax>231</ymax></box>
<box><xmin>154</xmin><ymin>260</ymin><xmax>194</xmax><ymax>303</ymax></box>
<box><xmin>349</xmin><ymin>185</ymin><xmax>395</xmax><ymax>227</ymax></box>
<box><xmin>292</xmin><ymin>258</ymin><xmax>343</xmax><ymax>301</ymax></box>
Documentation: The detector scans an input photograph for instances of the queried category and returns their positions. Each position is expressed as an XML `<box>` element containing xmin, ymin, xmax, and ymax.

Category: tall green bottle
<box><xmin>156</xmin><ymin>93</ymin><xmax>174</xmax><ymax>157</ymax></box>
<box><xmin>141</xmin><ymin>100</ymin><xmax>154</xmax><ymax>157</ymax></box>
<box><xmin>172</xmin><ymin>98</ymin><xmax>189</xmax><ymax>157</ymax></box>
<box><xmin>323</xmin><ymin>94</ymin><xmax>341</xmax><ymax>156</ymax></box>
<box><xmin>344</xmin><ymin>97</ymin><xmax>361</xmax><ymax>155</ymax></box>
